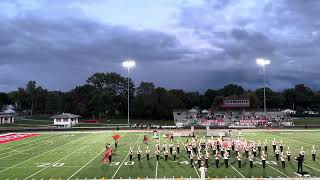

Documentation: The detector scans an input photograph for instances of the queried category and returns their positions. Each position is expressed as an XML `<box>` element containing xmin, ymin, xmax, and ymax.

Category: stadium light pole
<box><xmin>256</xmin><ymin>58</ymin><xmax>271</xmax><ymax>114</ymax></box>
<box><xmin>122</xmin><ymin>59</ymin><xmax>136</xmax><ymax>125</ymax></box>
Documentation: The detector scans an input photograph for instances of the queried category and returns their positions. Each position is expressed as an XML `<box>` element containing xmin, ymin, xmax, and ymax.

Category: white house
<box><xmin>51</xmin><ymin>113</ymin><xmax>81</xmax><ymax>128</ymax></box>
<box><xmin>0</xmin><ymin>113</ymin><xmax>15</xmax><ymax>124</ymax></box>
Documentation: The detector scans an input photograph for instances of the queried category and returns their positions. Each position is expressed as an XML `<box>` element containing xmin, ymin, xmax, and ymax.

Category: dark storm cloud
<box><xmin>0</xmin><ymin>14</ymin><xmax>191</xmax><ymax>91</ymax></box>
<box><xmin>175</xmin><ymin>0</ymin><xmax>320</xmax><ymax>90</ymax></box>
<box><xmin>1</xmin><ymin>0</ymin><xmax>320</xmax><ymax>92</ymax></box>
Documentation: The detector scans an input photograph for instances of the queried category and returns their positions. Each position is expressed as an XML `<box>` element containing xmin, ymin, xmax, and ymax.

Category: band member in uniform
<box><xmin>286</xmin><ymin>147</ymin><xmax>291</xmax><ymax>162</ymax></box>
<box><xmin>172</xmin><ymin>148</ymin><xmax>177</xmax><ymax>161</ymax></box>
<box><xmin>193</xmin><ymin>142</ymin><xmax>197</xmax><ymax>154</ymax></box>
<box><xmin>258</xmin><ymin>140</ymin><xmax>261</xmax><ymax>153</ymax></box>
<box><xmin>102</xmin><ymin>144</ymin><xmax>112</xmax><ymax>164</ymax></box>
<box><xmin>197</xmin><ymin>153</ymin><xmax>203</xmax><ymax>168</ymax></box>
<box><xmin>261</xmin><ymin>151</ymin><xmax>267</xmax><ymax>168</ymax></box>
<box><xmin>215</xmin><ymin>152</ymin><xmax>220</xmax><ymax>168</ymax></box>
<box><xmin>177</xmin><ymin>142</ymin><xmax>180</xmax><ymax>154</ymax></box>
<box><xmin>249</xmin><ymin>152</ymin><xmax>254</xmax><ymax>168</ymax></box>
<box><xmin>279</xmin><ymin>139</ymin><xmax>283</xmax><ymax>152</ymax></box>
<box><xmin>253</xmin><ymin>146</ymin><xmax>257</xmax><ymax>157</ymax></box>
<box><xmin>235</xmin><ymin>144</ymin><xmax>239</xmax><ymax>156</ymax></box>
<box><xmin>155</xmin><ymin>149</ymin><xmax>160</xmax><ymax>161</ymax></box>
<box><xmin>146</xmin><ymin>146</ymin><xmax>150</xmax><ymax>160</ymax></box>
<box><xmin>272</xmin><ymin>138</ymin><xmax>277</xmax><ymax>152</ymax></box>
<box><xmin>312</xmin><ymin>145</ymin><xmax>316</xmax><ymax>161</ymax></box>
<box><xmin>163</xmin><ymin>143</ymin><xmax>167</xmax><ymax>151</ymax></box>
<box><xmin>137</xmin><ymin>146</ymin><xmax>142</xmax><ymax>161</ymax></box>
<box><xmin>212</xmin><ymin>142</ymin><xmax>217</xmax><ymax>155</ymax></box>
<box><xmin>220</xmin><ymin>146</ymin><xmax>225</xmax><ymax>158</ymax></box>
<box><xmin>299</xmin><ymin>147</ymin><xmax>305</xmax><ymax>160</ymax></box>
<box><xmin>129</xmin><ymin>147</ymin><xmax>133</xmax><ymax>161</ymax></box>
<box><xmin>295</xmin><ymin>155</ymin><xmax>304</xmax><ymax>174</ymax></box>
<box><xmin>264</xmin><ymin>140</ymin><xmax>268</xmax><ymax>152</ymax></box>
<box><xmin>280</xmin><ymin>152</ymin><xmax>285</xmax><ymax>168</ymax></box>
<box><xmin>232</xmin><ymin>141</ymin><xmax>235</xmax><ymax>151</ymax></box>
<box><xmin>164</xmin><ymin>148</ymin><xmax>169</xmax><ymax>161</ymax></box>
<box><xmin>244</xmin><ymin>144</ymin><xmax>249</xmax><ymax>158</ymax></box>
<box><xmin>237</xmin><ymin>152</ymin><xmax>242</xmax><ymax>168</ymax></box>
<box><xmin>205</xmin><ymin>151</ymin><xmax>210</xmax><ymax>168</ymax></box>
<box><xmin>156</xmin><ymin>141</ymin><xmax>160</xmax><ymax>151</ymax></box>
<box><xmin>199</xmin><ymin>161</ymin><xmax>207</xmax><ymax>180</ymax></box>
<box><xmin>227</xmin><ymin>145</ymin><xmax>231</xmax><ymax>155</ymax></box>
<box><xmin>108</xmin><ymin>148</ymin><xmax>112</xmax><ymax>162</ymax></box>
<box><xmin>169</xmin><ymin>141</ymin><xmax>174</xmax><ymax>154</ymax></box>
<box><xmin>275</xmin><ymin>146</ymin><xmax>280</xmax><ymax>161</ymax></box>
<box><xmin>224</xmin><ymin>151</ymin><xmax>229</xmax><ymax>168</ymax></box>
<box><xmin>190</xmin><ymin>152</ymin><xmax>195</xmax><ymax>168</ymax></box>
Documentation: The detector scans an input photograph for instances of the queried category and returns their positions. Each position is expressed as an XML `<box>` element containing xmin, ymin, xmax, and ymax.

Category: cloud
<box><xmin>0</xmin><ymin>0</ymin><xmax>320</xmax><ymax>92</ymax></box>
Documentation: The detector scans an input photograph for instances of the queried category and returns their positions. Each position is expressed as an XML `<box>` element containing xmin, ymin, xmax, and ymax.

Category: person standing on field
<box><xmin>261</xmin><ymin>151</ymin><xmax>267</xmax><ymax>168</ymax></box>
<box><xmin>281</xmin><ymin>152</ymin><xmax>286</xmax><ymax>168</ymax></box>
<box><xmin>286</xmin><ymin>147</ymin><xmax>291</xmax><ymax>162</ymax></box>
<box><xmin>224</xmin><ymin>151</ymin><xmax>229</xmax><ymax>168</ymax></box>
<box><xmin>312</xmin><ymin>145</ymin><xmax>316</xmax><ymax>161</ymax></box>
<box><xmin>146</xmin><ymin>146</ymin><xmax>150</xmax><ymax>161</ymax></box>
<box><xmin>215</xmin><ymin>152</ymin><xmax>220</xmax><ymax>168</ymax></box>
<box><xmin>237</xmin><ymin>152</ymin><xmax>242</xmax><ymax>168</ymax></box>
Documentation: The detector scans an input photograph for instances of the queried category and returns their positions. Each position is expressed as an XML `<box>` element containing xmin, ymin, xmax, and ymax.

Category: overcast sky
<box><xmin>0</xmin><ymin>0</ymin><xmax>320</xmax><ymax>92</ymax></box>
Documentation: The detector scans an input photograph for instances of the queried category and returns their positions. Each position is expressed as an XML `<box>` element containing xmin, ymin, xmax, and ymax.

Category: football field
<box><xmin>0</xmin><ymin>129</ymin><xmax>320</xmax><ymax>179</ymax></box>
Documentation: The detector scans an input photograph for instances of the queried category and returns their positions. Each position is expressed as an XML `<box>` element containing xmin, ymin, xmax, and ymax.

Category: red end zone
<box><xmin>0</xmin><ymin>133</ymin><xmax>39</xmax><ymax>144</ymax></box>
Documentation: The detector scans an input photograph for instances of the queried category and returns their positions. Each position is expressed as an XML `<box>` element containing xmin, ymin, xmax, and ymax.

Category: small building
<box><xmin>0</xmin><ymin>113</ymin><xmax>15</xmax><ymax>124</ymax></box>
<box><xmin>221</xmin><ymin>97</ymin><xmax>250</xmax><ymax>109</ymax></box>
<box><xmin>51</xmin><ymin>113</ymin><xmax>81</xmax><ymax>128</ymax></box>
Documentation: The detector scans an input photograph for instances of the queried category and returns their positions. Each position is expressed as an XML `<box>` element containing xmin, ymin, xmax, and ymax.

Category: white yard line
<box><xmin>66</xmin><ymin>149</ymin><xmax>104</xmax><ymax>180</ymax></box>
<box><xmin>24</xmin><ymin>136</ymin><xmax>94</xmax><ymax>180</ymax></box>
<box><xmin>178</xmin><ymin>136</ymin><xmax>200</xmax><ymax>178</ymax></box>
<box><xmin>0</xmin><ymin>135</ymin><xmax>53</xmax><ymax>152</ymax></box>
<box><xmin>0</xmin><ymin>134</ymin><xmax>90</xmax><ymax>174</ymax></box>
<box><xmin>256</xmin><ymin>158</ymin><xmax>289</xmax><ymax>178</ymax></box>
<box><xmin>111</xmin><ymin>134</ymin><xmax>142</xmax><ymax>179</ymax></box>
<box><xmin>304</xmin><ymin>163</ymin><xmax>320</xmax><ymax>172</ymax></box>
<box><xmin>0</xmin><ymin>136</ymin><xmax>62</xmax><ymax>159</ymax></box>
<box><xmin>155</xmin><ymin>132</ymin><xmax>160</xmax><ymax>178</ymax></box>
<box><xmin>231</xmin><ymin>164</ymin><xmax>245</xmax><ymax>178</ymax></box>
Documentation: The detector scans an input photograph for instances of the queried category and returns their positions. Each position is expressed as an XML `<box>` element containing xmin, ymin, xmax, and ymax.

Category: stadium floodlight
<box><xmin>256</xmin><ymin>58</ymin><xmax>271</xmax><ymax>66</ymax></box>
<box><xmin>122</xmin><ymin>59</ymin><xmax>136</xmax><ymax>125</ymax></box>
<box><xmin>256</xmin><ymin>58</ymin><xmax>271</xmax><ymax>114</ymax></box>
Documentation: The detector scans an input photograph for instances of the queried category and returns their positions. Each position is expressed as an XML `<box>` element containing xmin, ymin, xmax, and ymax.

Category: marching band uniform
<box><xmin>173</xmin><ymin>148</ymin><xmax>177</xmax><ymax>161</ymax></box>
<box><xmin>237</xmin><ymin>152</ymin><xmax>242</xmax><ymax>168</ymax></box>
<box><xmin>279</xmin><ymin>140</ymin><xmax>283</xmax><ymax>152</ymax></box>
<box><xmin>244</xmin><ymin>145</ymin><xmax>249</xmax><ymax>158</ymax></box>
<box><xmin>272</xmin><ymin>138</ymin><xmax>277</xmax><ymax>152</ymax></box>
<box><xmin>275</xmin><ymin>147</ymin><xmax>280</xmax><ymax>161</ymax></box>
<box><xmin>249</xmin><ymin>152</ymin><xmax>254</xmax><ymax>168</ymax></box>
<box><xmin>205</xmin><ymin>152</ymin><xmax>209</xmax><ymax>168</ymax></box>
<box><xmin>177</xmin><ymin>142</ymin><xmax>180</xmax><ymax>154</ymax></box>
<box><xmin>215</xmin><ymin>153</ymin><xmax>220</xmax><ymax>168</ymax></box>
<box><xmin>164</xmin><ymin>149</ymin><xmax>169</xmax><ymax>161</ymax></box>
<box><xmin>190</xmin><ymin>152</ymin><xmax>195</xmax><ymax>168</ymax></box>
<box><xmin>299</xmin><ymin>147</ymin><xmax>305</xmax><ymax>160</ymax></box>
<box><xmin>264</xmin><ymin>140</ymin><xmax>268</xmax><ymax>152</ymax></box>
<box><xmin>155</xmin><ymin>149</ymin><xmax>160</xmax><ymax>161</ymax></box>
<box><xmin>197</xmin><ymin>153</ymin><xmax>203</xmax><ymax>168</ymax></box>
<box><xmin>258</xmin><ymin>140</ymin><xmax>261</xmax><ymax>153</ymax></box>
<box><xmin>280</xmin><ymin>152</ymin><xmax>285</xmax><ymax>168</ymax></box>
<box><xmin>224</xmin><ymin>151</ymin><xmax>229</xmax><ymax>168</ymax></box>
<box><xmin>253</xmin><ymin>147</ymin><xmax>257</xmax><ymax>157</ymax></box>
<box><xmin>129</xmin><ymin>147</ymin><xmax>133</xmax><ymax>161</ymax></box>
<box><xmin>261</xmin><ymin>151</ymin><xmax>267</xmax><ymax>168</ymax></box>
<box><xmin>312</xmin><ymin>145</ymin><xmax>316</xmax><ymax>161</ymax></box>
<box><xmin>169</xmin><ymin>142</ymin><xmax>174</xmax><ymax>154</ymax></box>
<box><xmin>286</xmin><ymin>147</ymin><xmax>291</xmax><ymax>162</ymax></box>
<box><xmin>137</xmin><ymin>147</ymin><xmax>142</xmax><ymax>161</ymax></box>
<box><xmin>146</xmin><ymin>146</ymin><xmax>150</xmax><ymax>160</ymax></box>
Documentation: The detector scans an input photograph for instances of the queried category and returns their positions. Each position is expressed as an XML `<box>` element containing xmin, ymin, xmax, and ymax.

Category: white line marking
<box><xmin>0</xmin><ymin>134</ymin><xmax>90</xmax><ymax>174</ymax></box>
<box><xmin>304</xmin><ymin>163</ymin><xmax>320</xmax><ymax>172</ymax></box>
<box><xmin>111</xmin><ymin>134</ymin><xmax>142</xmax><ymax>179</ymax></box>
<box><xmin>0</xmin><ymin>135</ymin><xmax>64</xmax><ymax>159</ymax></box>
<box><xmin>268</xmin><ymin>165</ymin><xmax>289</xmax><ymax>177</ymax></box>
<box><xmin>24</xmin><ymin>135</ymin><xmax>94</xmax><ymax>180</ymax></box>
<box><xmin>178</xmin><ymin>136</ymin><xmax>200</xmax><ymax>178</ymax></box>
<box><xmin>0</xmin><ymin>135</ymin><xmax>53</xmax><ymax>152</ymax></box>
<box><xmin>66</xmin><ymin>148</ymin><xmax>108</xmax><ymax>179</ymax></box>
<box><xmin>231</xmin><ymin>164</ymin><xmax>245</xmax><ymax>178</ymax></box>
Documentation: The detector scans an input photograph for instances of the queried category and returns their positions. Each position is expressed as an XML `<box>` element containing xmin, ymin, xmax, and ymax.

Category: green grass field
<box><xmin>0</xmin><ymin>130</ymin><xmax>320</xmax><ymax>179</ymax></box>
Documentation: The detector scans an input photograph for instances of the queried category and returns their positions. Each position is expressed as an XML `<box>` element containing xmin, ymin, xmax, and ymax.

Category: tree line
<box><xmin>0</xmin><ymin>72</ymin><xmax>320</xmax><ymax>120</ymax></box>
